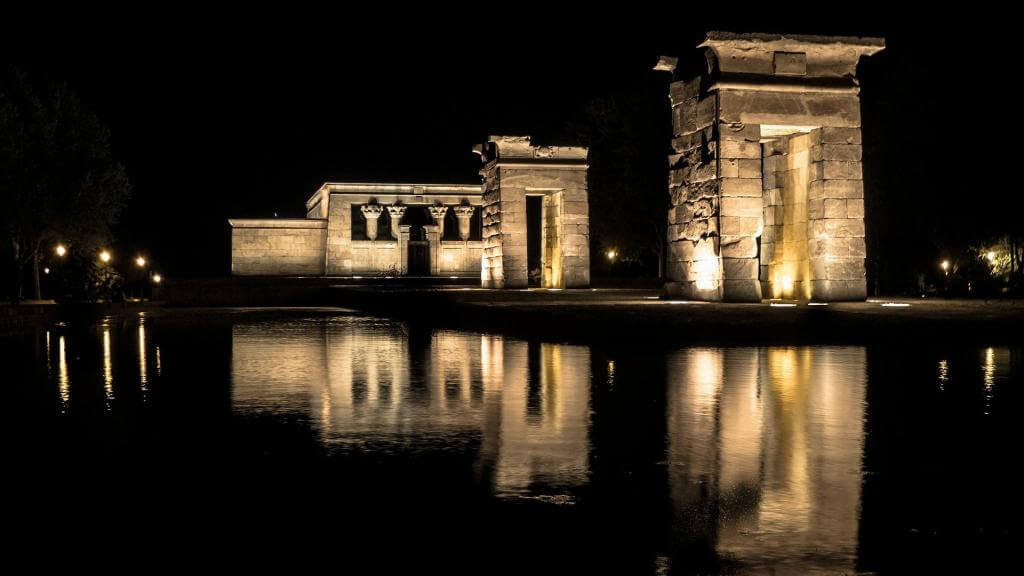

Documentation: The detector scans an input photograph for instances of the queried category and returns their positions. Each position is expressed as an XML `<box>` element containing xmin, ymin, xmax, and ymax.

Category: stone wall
<box><xmin>349</xmin><ymin>241</ymin><xmax>401</xmax><ymax>274</ymax></box>
<box><xmin>807</xmin><ymin>128</ymin><xmax>867</xmax><ymax>300</ymax></box>
<box><xmin>440</xmin><ymin>241</ymin><xmax>484</xmax><ymax>276</ymax></box>
<box><xmin>230</xmin><ymin>219</ymin><xmax>327</xmax><ymax>276</ymax></box>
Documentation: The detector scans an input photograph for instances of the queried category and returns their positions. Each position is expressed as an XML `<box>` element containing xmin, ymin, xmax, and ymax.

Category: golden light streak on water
<box><xmin>58</xmin><ymin>335</ymin><xmax>70</xmax><ymax>410</ymax></box>
<box><xmin>983</xmin><ymin>348</ymin><xmax>995</xmax><ymax>415</ymax></box>
<box><xmin>138</xmin><ymin>322</ymin><xmax>148</xmax><ymax>395</ymax></box>
<box><xmin>103</xmin><ymin>326</ymin><xmax>114</xmax><ymax>406</ymax></box>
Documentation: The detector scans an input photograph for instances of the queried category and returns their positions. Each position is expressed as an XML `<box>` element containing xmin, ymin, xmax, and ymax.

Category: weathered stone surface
<box><xmin>721</xmin><ymin>236</ymin><xmax>758</xmax><ymax>258</ymax></box>
<box><xmin>720</xmin><ymin>139</ymin><xmax>761</xmax><ymax>159</ymax></box>
<box><xmin>720</xmin><ymin>122</ymin><xmax>761</xmax><ymax>142</ymax></box>
<box><xmin>815</xmin><ymin>160</ymin><xmax>862</xmax><ymax>181</ymax></box>
<box><xmin>721</xmin><ymin>196</ymin><xmax>762</xmax><ymax>218</ymax></box>
<box><xmin>719</xmin><ymin>91</ymin><xmax>861</xmax><ymax>128</ymax></box>
<box><xmin>720</xmin><ymin>177</ymin><xmax>763</xmax><ymax>197</ymax></box>
<box><xmin>811</xmin><ymin>144</ymin><xmax>862</xmax><ymax>162</ymax></box>
<box><xmin>821</xmin><ymin>127</ymin><xmax>862</xmax><ymax>144</ymax></box>
<box><xmin>846</xmin><ymin>199</ymin><xmax>864</xmax><ymax>219</ymax></box>
<box><xmin>823</xmin><ymin>198</ymin><xmax>847</xmax><ymax>219</ymax></box>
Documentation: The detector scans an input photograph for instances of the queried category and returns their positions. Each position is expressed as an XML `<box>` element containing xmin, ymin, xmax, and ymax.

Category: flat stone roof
<box><xmin>228</xmin><ymin>218</ymin><xmax>327</xmax><ymax>229</ymax></box>
<box><xmin>705</xmin><ymin>31</ymin><xmax>885</xmax><ymax>47</ymax></box>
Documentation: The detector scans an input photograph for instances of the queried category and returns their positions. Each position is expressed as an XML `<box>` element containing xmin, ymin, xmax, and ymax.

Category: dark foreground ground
<box><xmin>7</xmin><ymin>282</ymin><xmax>1023</xmax><ymax>345</ymax></box>
<box><xmin>329</xmin><ymin>286</ymin><xmax>1024</xmax><ymax>346</ymax></box>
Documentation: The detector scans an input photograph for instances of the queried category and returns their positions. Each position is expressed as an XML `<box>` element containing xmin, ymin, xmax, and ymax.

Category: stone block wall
<box><xmin>349</xmin><ymin>241</ymin><xmax>400</xmax><ymax>274</ymax></box>
<box><xmin>230</xmin><ymin>219</ymin><xmax>327</xmax><ymax>275</ymax></box>
<box><xmin>481</xmin><ymin>162</ymin><xmax>507</xmax><ymax>288</ymax></box>
<box><xmin>440</xmin><ymin>241</ymin><xmax>484</xmax><ymax>276</ymax></box>
<box><xmin>478</xmin><ymin>136</ymin><xmax>589</xmax><ymax>289</ymax></box>
<box><xmin>326</xmin><ymin>195</ymin><xmax>356</xmax><ymax>275</ymax></box>
<box><xmin>806</xmin><ymin>128</ymin><xmax>867</xmax><ymax>300</ymax></box>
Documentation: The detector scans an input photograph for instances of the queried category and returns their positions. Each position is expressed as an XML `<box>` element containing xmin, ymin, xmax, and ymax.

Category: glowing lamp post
<box><xmin>134</xmin><ymin>256</ymin><xmax>148</xmax><ymax>300</ymax></box>
<box><xmin>606</xmin><ymin>249</ymin><xmax>617</xmax><ymax>262</ymax></box>
<box><xmin>55</xmin><ymin>244</ymin><xmax>67</xmax><ymax>257</ymax></box>
<box><xmin>99</xmin><ymin>250</ymin><xmax>112</xmax><ymax>264</ymax></box>
<box><xmin>986</xmin><ymin>251</ymin><xmax>996</xmax><ymax>263</ymax></box>
<box><xmin>940</xmin><ymin>259</ymin><xmax>949</xmax><ymax>275</ymax></box>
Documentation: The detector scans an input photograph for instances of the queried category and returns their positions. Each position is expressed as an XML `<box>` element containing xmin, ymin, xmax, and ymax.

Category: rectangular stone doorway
<box><xmin>526</xmin><ymin>195</ymin><xmax>543</xmax><ymax>286</ymax></box>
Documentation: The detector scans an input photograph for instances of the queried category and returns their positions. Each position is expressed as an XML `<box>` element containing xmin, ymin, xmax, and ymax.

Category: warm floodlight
<box><xmin>99</xmin><ymin>250</ymin><xmax>111</xmax><ymax>264</ymax></box>
<box><xmin>986</xmin><ymin>251</ymin><xmax>996</xmax><ymax>262</ymax></box>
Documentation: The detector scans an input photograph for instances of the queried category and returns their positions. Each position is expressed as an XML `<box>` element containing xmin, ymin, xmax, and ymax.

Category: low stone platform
<box><xmin>329</xmin><ymin>287</ymin><xmax>1024</xmax><ymax>346</ymax></box>
<box><xmin>159</xmin><ymin>275</ymin><xmax>478</xmax><ymax>306</ymax></box>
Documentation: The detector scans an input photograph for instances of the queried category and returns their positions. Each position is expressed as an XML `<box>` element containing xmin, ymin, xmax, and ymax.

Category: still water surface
<box><xmin>5</xmin><ymin>311</ymin><xmax>1017</xmax><ymax>573</ymax></box>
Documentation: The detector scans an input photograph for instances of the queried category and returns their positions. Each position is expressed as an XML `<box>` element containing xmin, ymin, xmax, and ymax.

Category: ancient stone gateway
<box><xmin>657</xmin><ymin>32</ymin><xmax>884</xmax><ymax>301</ymax></box>
<box><xmin>475</xmin><ymin>136</ymin><xmax>590</xmax><ymax>289</ymax></box>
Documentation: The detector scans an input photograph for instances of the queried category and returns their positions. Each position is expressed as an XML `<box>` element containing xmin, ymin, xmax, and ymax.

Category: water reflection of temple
<box><xmin>667</xmin><ymin>347</ymin><xmax>867</xmax><ymax>573</ymax></box>
<box><xmin>230</xmin><ymin>319</ymin><xmax>590</xmax><ymax>495</ymax></box>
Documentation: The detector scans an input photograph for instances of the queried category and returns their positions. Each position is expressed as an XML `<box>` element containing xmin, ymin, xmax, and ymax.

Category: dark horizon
<box><xmin>4</xmin><ymin>10</ymin><xmax>1015</xmax><ymax>284</ymax></box>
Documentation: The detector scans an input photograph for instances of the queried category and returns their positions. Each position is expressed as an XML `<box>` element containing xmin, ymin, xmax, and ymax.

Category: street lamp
<box><xmin>606</xmin><ymin>249</ymin><xmax>617</xmax><ymax>262</ymax></box>
<box><xmin>986</xmin><ymin>251</ymin><xmax>996</xmax><ymax>263</ymax></box>
<box><xmin>55</xmin><ymin>244</ymin><xmax>67</xmax><ymax>257</ymax></box>
<box><xmin>152</xmin><ymin>274</ymin><xmax>162</xmax><ymax>284</ymax></box>
<box><xmin>99</xmin><ymin>250</ymin><xmax>111</xmax><ymax>264</ymax></box>
<box><xmin>135</xmin><ymin>256</ymin><xmax>146</xmax><ymax>268</ymax></box>
<box><xmin>940</xmin><ymin>259</ymin><xmax>949</xmax><ymax>274</ymax></box>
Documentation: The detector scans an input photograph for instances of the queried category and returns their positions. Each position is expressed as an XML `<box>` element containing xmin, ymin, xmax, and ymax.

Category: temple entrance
<box><xmin>408</xmin><ymin>238</ymin><xmax>429</xmax><ymax>275</ymax></box>
<box><xmin>526</xmin><ymin>195</ymin><xmax>543</xmax><ymax>286</ymax></box>
<box><xmin>402</xmin><ymin>207</ymin><xmax>434</xmax><ymax>276</ymax></box>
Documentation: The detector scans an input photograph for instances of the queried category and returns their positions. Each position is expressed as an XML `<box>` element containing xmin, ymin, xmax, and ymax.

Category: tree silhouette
<box><xmin>562</xmin><ymin>84</ymin><xmax>670</xmax><ymax>278</ymax></box>
<box><xmin>1</xmin><ymin>68</ymin><xmax>131</xmax><ymax>301</ymax></box>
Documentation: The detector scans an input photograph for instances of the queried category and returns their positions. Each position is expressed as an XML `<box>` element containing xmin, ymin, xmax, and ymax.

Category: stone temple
<box><xmin>657</xmin><ymin>32</ymin><xmax>885</xmax><ymax>301</ymax></box>
<box><xmin>229</xmin><ymin>135</ymin><xmax>590</xmax><ymax>288</ymax></box>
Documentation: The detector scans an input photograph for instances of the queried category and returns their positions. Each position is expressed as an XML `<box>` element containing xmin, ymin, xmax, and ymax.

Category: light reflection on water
<box><xmin>667</xmin><ymin>347</ymin><xmax>865</xmax><ymax>573</ymax></box>
<box><xmin>21</xmin><ymin>312</ymin><xmax>1018</xmax><ymax>572</ymax></box>
<box><xmin>230</xmin><ymin>321</ymin><xmax>591</xmax><ymax>496</ymax></box>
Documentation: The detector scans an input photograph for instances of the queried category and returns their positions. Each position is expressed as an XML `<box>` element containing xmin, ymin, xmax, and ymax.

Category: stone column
<box><xmin>428</xmin><ymin>205</ymin><xmax>449</xmax><ymax>238</ymax></box>
<box><xmin>387</xmin><ymin>205</ymin><xmax>406</xmax><ymax>240</ymax></box>
<box><xmin>398</xmin><ymin>224</ymin><xmax>411</xmax><ymax>275</ymax></box>
<box><xmin>423</xmin><ymin>224</ymin><xmax>441</xmax><ymax>276</ymax></box>
<box><xmin>453</xmin><ymin>205</ymin><xmax>474</xmax><ymax>241</ymax></box>
<box><xmin>360</xmin><ymin>204</ymin><xmax>384</xmax><ymax>241</ymax></box>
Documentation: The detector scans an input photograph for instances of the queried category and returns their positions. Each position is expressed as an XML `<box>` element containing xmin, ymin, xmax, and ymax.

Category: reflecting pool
<box><xmin>4</xmin><ymin>311</ymin><xmax>1017</xmax><ymax>573</ymax></box>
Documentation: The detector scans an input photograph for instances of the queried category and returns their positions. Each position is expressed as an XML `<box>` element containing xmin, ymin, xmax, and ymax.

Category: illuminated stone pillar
<box><xmin>453</xmin><ymin>205</ymin><xmax>475</xmax><ymax>241</ymax></box>
<box><xmin>398</xmin><ymin>224</ymin><xmax>411</xmax><ymax>275</ymax></box>
<box><xmin>656</xmin><ymin>33</ymin><xmax>883</xmax><ymax>302</ymax></box>
<box><xmin>360</xmin><ymin>204</ymin><xmax>384</xmax><ymax>241</ymax></box>
<box><xmin>424</xmin><ymin>224</ymin><xmax>441</xmax><ymax>276</ymax></box>
<box><xmin>428</xmin><ymin>205</ymin><xmax>448</xmax><ymax>238</ymax></box>
<box><xmin>387</xmin><ymin>205</ymin><xmax>406</xmax><ymax>240</ymax></box>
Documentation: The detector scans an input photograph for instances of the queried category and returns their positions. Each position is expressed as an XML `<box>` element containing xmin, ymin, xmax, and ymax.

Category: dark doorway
<box><xmin>527</xmin><ymin>195</ymin><xmax>543</xmax><ymax>286</ymax></box>
<box><xmin>401</xmin><ymin>206</ymin><xmax>433</xmax><ymax>276</ymax></box>
<box><xmin>408</xmin><ymin>240</ymin><xmax>429</xmax><ymax>275</ymax></box>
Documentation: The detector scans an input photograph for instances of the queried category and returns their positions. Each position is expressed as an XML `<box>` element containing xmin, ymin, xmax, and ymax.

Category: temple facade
<box><xmin>657</xmin><ymin>32</ymin><xmax>885</xmax><ymax>301</ymax></box>
<box><xmin>229</xmin><ymin>136</ymin><xmax>590</xmax><ymax>287</ymax></box>
<box><xmin>230</xmin><ymin>182</ymin><xmax>485</xmax><ymax>277</ymax></box>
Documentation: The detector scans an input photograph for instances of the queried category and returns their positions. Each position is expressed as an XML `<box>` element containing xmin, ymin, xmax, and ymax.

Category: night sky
<box><xmin>3</xmin><ymin>9</ymin><xmax>1015</xmax><ymax>284</ymax></box>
